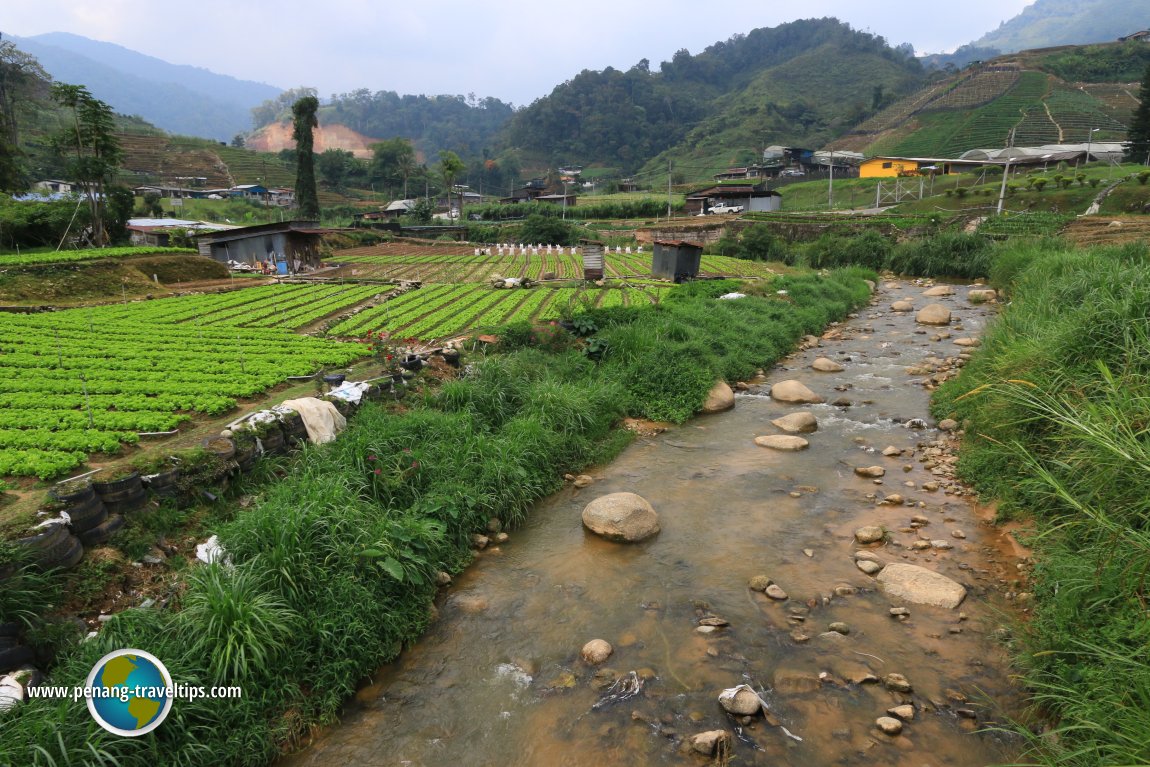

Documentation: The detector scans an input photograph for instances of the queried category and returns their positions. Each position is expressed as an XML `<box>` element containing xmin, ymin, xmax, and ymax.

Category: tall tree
<box><xmin>437</xmin><ymin>150</ymin><xmax>465</xmax><ymax>217</ymax></box>
<box><xmin>1126</xmin><ymin>63</ymin><xmax>1150</xmax><ymax>164</ymax></box>
<box><xmin>292</xmin><ymin>95</ymin><xmax>320</xmax><ymax>219</ymax></box>
<box><xmin>51</xmin><ymin>83</ymin><xmax>122</xmax><ymax>246</ymax></box>
<box><xmin>0</xmin><ymin>37</ymin><xmax>49</xmax><ymax>191</ymax></box>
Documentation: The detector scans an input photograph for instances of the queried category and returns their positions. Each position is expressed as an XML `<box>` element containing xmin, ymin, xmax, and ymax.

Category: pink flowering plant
<box><xmin>365</xmin><ymin>447</ymin><xmax>424</xmax><ymax>504</ymax></box>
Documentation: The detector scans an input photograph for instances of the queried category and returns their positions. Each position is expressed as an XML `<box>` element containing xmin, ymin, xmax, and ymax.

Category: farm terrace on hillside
<box><xmin>325</xmin><ymin>243</ymin><xmax>777</xmax><ymax>283</ymax></box>
<box><xmin>328</xmin><ymin>282</ymin><xmax>674</xmax><ymax>340</ymax></box>
<box><xmin>0</xmin><ymin>308</ymin><xmax>365</xmax><ymax>478</ymax></box>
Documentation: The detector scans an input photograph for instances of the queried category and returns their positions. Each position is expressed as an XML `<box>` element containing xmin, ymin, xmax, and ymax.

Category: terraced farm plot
<box><xmin>331</xmin><ymin>243</ymin><xmax>776</xmax><ymax>283</ymax></box>
<box><xmin>330</xmin><ymin>283</ymin><xmax>674</xmax><ymax>341</ymax></box>
<box><xmin>78</xmin><ymin>283</ymin><xmax>384</xmax><ymax>330</ymax></box>
<box><xmin>0</xmin><ymin>306</ymin><xmax>366</xmax><ymax>479</ymax></box>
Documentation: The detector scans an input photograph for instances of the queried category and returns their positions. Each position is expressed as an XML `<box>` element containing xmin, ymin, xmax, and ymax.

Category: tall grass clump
<box><xmin>886</xmin><ymin>232</ymin><xmax>992</xmax><ymax>279</ymax></box>
<box><xmin>930</xmin><ymin>240</ymin><xmax>1150</xmax><ymax>765</ymax></box>
<box><xmin>0</xmin><ymin>267</ymin><xmax>875</xmax><ymax>766</ymax></box>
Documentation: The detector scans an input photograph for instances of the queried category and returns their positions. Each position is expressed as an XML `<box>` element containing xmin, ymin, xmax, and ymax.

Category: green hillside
<box><xmin>972</xmin><ymin>0</ymin><xmax>1150</xmax><ymax>52</ymax></box>
<box><xmin>834</xmin><ymin>43</ymin><xmax>1149</xmax><ymax>158</ymax></box>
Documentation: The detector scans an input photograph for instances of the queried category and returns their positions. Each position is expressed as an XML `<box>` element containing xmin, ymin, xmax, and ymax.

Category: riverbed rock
<box><xmin>772</xmin><ymin>412</ymin><xmax>818</xmax><ymax>434</ymax></box>
<box><xmin>690</xmin><ymin>730</ymin><xmax>732</xmax><ymax>756</ymax></box>
<box><xmin>876</xmin><ymin>716</ymin><xmax>904</xmax><ymax>735</ymax></box>
<box><xmin>953</xmin><ymin>338</ymin><xmax>981</xmax><ymax>348</ymax></box>
<box><xmin>916</xmin><ymin>304</ymin><xmax>952</xmax><ymax>326</ymax></box>
<box><xmin>854</xmin><ymin>526</ymin><xmax>886</xmax><ymax>544</ymax></box>
<box><xmin>748</xmin><ymin>575</ymin><xmax>772</xmax><ymax>592</ymax></box>
<box><xmin>891</xmin><ymin>300</ymin><xmax>914</xmax><ymax>312</ymax></box>
<box><xmin>765</xmin><ymin>584</ymin><xmax>788</xmax><ymax>600</ymax></box>
<box><xmin>876</xmin><ymin>563</ymin><xmax>967</xmax><ymax>609</ymax></box>
<box><xmin>754</xmin><ymin>435</ymin><xmax>809</xmax><ymax>451</ymax></box>
<box><xmin>923</xmin><ymin>285</ymin><xmax>955</xmax><ymax>297</ymax></box>
<box><xmin>888</xmin><ymin>704</ymin><xmax>915</xmax><ymax>721</ymax></box>
<box><xmin>938</xmin><ymin>418</ymin><xmax>959</xmax><ymax>432</ymax></box>
<box><xmin>770</xmin><ymin>380</ymin><xmax>825</xmax><ymax>404</ymax></box>
<box><xmin>854</xmin><ymin>465</ymin><xmax>886</xmax><ymax>478</ymax></box>
<box><xmin>968</xmin><ymin>288</ymin><xmax>998</xmax><ymax>303</ymax></box>
<box><xmin>573</xmin><ymin>474</ymin><xmax>594</xmax><ymax>488</ymax></box>
<box><xmin>883</xmin><ymin>673</ymin><xmax>913</xmax><ymax>693</ymax></box>
<box><xmin>811</xmin><ymin>357</ymin><xmax>845</xmax><ymax>373</ymax></box>
<box><xmin>701</xmin><ymin>380</ymin><xmax>735</xmax><ymax>414</ymax></box>
<box><xmin>582</xmin><ymin>493</ymin><xmax>660</xmax><ymax>543</ymax></box>
<box><xmin>856</xmin><ymin>559</ymin><xmax>884</xmax><ymax>575</ymax></box>
<box><xmin>718</xmin><ymin>686</ymin><xmax>761</xmax><ymax>716</ymax></box>
<box><xmin>581</xmin><ymin>639</ymin><xmax>613</xmax><ymax>664</ymax></box>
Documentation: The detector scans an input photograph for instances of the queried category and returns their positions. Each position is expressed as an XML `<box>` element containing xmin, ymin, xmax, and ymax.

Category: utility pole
<box><xmin>667</xmin><ymin>159</ymin><xmax>672</xmax><ymax>218</ymax></box>
<box><xmin>996</xmin><ymin>160</ymin><xmax>1011</xmax><ymax>215</ymax></box>
<box><xmin>828</xmin><ymin>151</ymin><xmax>835</xmax><ymax>210</ymax></box>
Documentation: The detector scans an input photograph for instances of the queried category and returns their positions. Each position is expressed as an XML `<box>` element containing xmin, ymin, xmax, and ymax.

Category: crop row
<box><xmin>0</xmin><ymin>246</ymin><xmax>194</xmax><ymax>268</ymax></box>
<box><xmin>0</xmin><ymin>308</ymin><xmax>366</xmax><ymax>478</ymax></box>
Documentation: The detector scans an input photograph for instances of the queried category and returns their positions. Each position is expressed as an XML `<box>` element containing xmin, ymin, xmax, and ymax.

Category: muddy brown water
<box><xmin>281</xmin><ymin>281</ymin><xmax>1027</xmax><ymax>767</ymax></box>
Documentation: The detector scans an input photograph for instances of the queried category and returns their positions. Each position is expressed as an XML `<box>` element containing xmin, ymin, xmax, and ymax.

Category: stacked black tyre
<box><xmin>260</xmin><ymin>425</ymin><xmax>286</xmax><ymax>455</ymax></box>
<box><xmin>14</xmin><ymin>522</ymin><xmax>84</xmax><ymax>571</ymax></box>
<box><xmin>234</xmin><ymin>438</ymin><xmax>258</xmax><ymax>473</ymax></box>
<box><xmin>49</xmin><ymin>481</ymin><xmax>107</xmax><ymax>541</ymax></box>
<box><xmin>143</xmin><ymin>465</ymin><xmax>181</xmax><ymax>505</ymax></box>
<box><xmin>280</xmin><ymin>411</ymin><xmax>309</xmax><ymax>446</ymax></box>
<box><xmin>94</xmin><ymin>471</ymin><xmax>147</xmax><ymax>516</ymax></box>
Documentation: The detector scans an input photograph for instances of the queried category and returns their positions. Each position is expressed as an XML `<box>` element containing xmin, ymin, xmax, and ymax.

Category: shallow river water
<box><xmin>281</xmin><ymin>280</ymin><xmax>1027</xmax><ymax>767</ymax></box>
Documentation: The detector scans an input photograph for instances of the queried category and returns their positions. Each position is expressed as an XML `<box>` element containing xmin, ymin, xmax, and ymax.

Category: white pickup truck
<box><xmin>708</xmin><ymin>203</ymin><xmax>744</xmax><ymax>215</ymax></box>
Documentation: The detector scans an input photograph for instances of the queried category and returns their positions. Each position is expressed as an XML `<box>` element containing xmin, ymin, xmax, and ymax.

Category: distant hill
<box><xmin>12</xmin><ymin>32</ymin><xmax>281</xmax><ymax>141</ymax></box>
<box><xmin>970</xmin><ymin>0</ymin><xmax>1150</xmax><ymax>53</ymax></box>
<box><xmin>832</xmin><ymin>42</ymin><xmax>1150</xmax><ymax>158</ymax></box>
<box><xmin>501</xmin><ymin>18</ymin><xmax>926</xmax><ymax>177</ymax></box>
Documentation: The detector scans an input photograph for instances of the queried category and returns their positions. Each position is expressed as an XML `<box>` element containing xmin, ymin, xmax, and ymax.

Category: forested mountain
<box><xmin>502</xmin><ymin>18</ymin><xmax>925</xmax><ymax>174</ymax></box>
<box><xmin>11</xmin><ymin>32</ymin><xmax>280</xmax><ymax>141</ymax></box>
<box><xmin>317</xmin><ymin>90</ymin><xmax>516</xmax><ymax>162</ymax></box>
<box><xmin>970</xmin><ymin>0</ymin><xmax>1150</xmax><ymax>53</ymax></box>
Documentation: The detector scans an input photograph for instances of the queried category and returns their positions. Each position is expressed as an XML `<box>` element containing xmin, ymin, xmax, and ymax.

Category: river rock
<box><xmin>923</xmin><ymin>285</ymin><xmax>955</xmax><ymax>297</ymax></box>
<box><xmin>938</xmin><ymin>418</ymin><xmax>959</xmax><ymax>431</ymax></box>
<box><xmin>754</xmin><ymin>435</ymin><xmax>809</xmax><ymax>451</ymax></box>
<box><xmin>883</xmin><ymin>673</ymin><xmax>913</xmax><ymax>693</ymax></box>
<box><xmin>877</xmin><ymin>563</ymin><xmax>967</xmax><ymax>608</ymax></box>
<box><xmin>582</xmin><ymin>493</ymin><xmax>660</xmax><ymax>543</ymax></box>
<box><xmin>890</xmin><ymin>300</ymin><xmax>914</xmax><ymax>312</ymax></box>
<box><xmin>573</xmin><ymin>474</ymin><xmax>594</xmax><ymax>488</ymax></box>
<box><xmin>856</xmin><ymin>559</ymin><xmax>884</xmax><ymax>575</ymax></box>
<box><xmin>854</xmin><ymin>465</ymin><xmax>886</xmax><ymax>478</ymax></box>
<box><xmin>770</xmin><ymin>380</ymin><xmax>825</xmax><ymax>404</ymax></box>
<box><xmin>968</xmin><ymin>288</ymin><xmax>997</xmax><ymax>303</ymax></box>
<box><xmin>581</xmin><ymin>639</ymin><xmax>613</xmax><ymax>664</ymax></box>
<box><xmin>718</xmin><ymin>686</ymin><xmax>761</xmax><ymax>716</ymax></box>
<box><xmin>888</xmin><ymin>704</ymin><xmax>915</xmax><ymax>720</ymax></box>
<box><xmin>690</xmin><ymin>730</ymin><xmax>731</xmax><ymax>756</ymax></box>
<box><xmin>876</xmin><ymin>716</ymin><xmax>904</xmax><ymax>735</ymax></box>
<box><xmin>772</xmin><ymin>412</ymin><xmax>818</xmax><ymax>434</ymax></box>
<box><xmin>701</xmin><ymin>380</ymin><xmax>735</xmax><ymax>414</ymax></box>
<box><xmin>748</xmin><ymin>575</ymin><xmax>772</xmax><ymax>592</ymax></box>
<box><xmin>882</xmin><ymin>446</ymin><xmax>902</xmax><ymax>456</ymax></box>
<box><xmin>854</xmin><ymin>526</ymin><xmax>885</xmax><ymax>544</ymax></box>
<box><xmin>811</xmin><ymin>357</ymin><xmax>844</xmax><ymax>373</ymax></box>
<box><xmin>765</xmin><ymin>584</ymin><xmax>788</xmax><ymax>600</ymax></box>
<box><xmin>916</xmin><ymin>304</ymin><xmax>952</xmax><ymax>326</ymax></box>
<box><xmin>953</xmin><ymin>337</ymin><xmax>981</xmax><ymax>347</ymax></box>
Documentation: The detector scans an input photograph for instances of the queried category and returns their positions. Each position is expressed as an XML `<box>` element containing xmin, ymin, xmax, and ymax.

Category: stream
<box><xmin>280</xmin><ymin>280</ymin><xmax>1027</xmax><ymax>767</ymax></box>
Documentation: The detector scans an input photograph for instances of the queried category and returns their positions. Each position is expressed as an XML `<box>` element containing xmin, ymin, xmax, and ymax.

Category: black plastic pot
<box><xmin>399</xmin><ymin>354</ymin><xmax>423</xmax><ymax>371</ymax></box>
<box><xmin>323</xmin><ymin>373</ymin><xmax>346</xmax><ymax>387</ymax></box>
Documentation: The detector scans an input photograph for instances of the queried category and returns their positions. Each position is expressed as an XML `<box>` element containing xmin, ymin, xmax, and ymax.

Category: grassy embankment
<box><xmin>929</xmin><ymin>239</ymin><xmax>1150</xmax><ymax>765</ymax></box>
<box><xmin>0</xmin><ymin>268</ymin><xmax>874</xmax><ymax>766</ymax></box>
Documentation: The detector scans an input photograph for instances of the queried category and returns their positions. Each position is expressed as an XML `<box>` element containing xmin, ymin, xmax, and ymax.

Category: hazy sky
<box><xmin>3</xmin><ymin>0</ymin><xmax>1035</xmax><ymax>106</ymax></box>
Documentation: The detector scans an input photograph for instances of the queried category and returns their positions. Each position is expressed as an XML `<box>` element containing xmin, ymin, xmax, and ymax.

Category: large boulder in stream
<box><xmin>770</xmin><ymin>380</ymin><xmax>824</xmax><ymax>404</ymax></box>
<box><xmin>700</xmin><ymin>380</ymin><xmax>735</xmax><ymax>414</ymax></box>
<box><xmin>876</xmin><ymin>563</ymin><xmax>967</xmax><ymax>609</ymax></box>
<box><xmin>582</xmin><ymin>493</ymin><xmax>660</xmax><ymax>543</ymax></box>
<box><xmin>772</xmin><ymin>412</ymin><xmax>818</xmax><ymax>434</ymax></box>
<box><xmin>915</xmin><ymin>304</ymin><xmax>952</xmax><ymax>326</ymax></box>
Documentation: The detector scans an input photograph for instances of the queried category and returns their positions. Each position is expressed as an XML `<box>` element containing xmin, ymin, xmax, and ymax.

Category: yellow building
<box><xmin>859</xmin><ymin>157</ymin><xmax>956</xmax><ymax>178</ymax></box>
